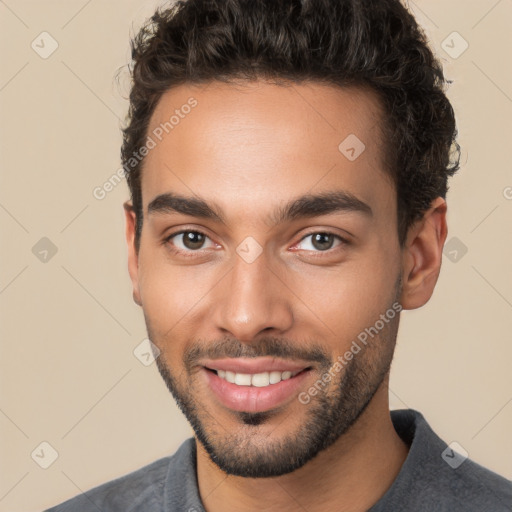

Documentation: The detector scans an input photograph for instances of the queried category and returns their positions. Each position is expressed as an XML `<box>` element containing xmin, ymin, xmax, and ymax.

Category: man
<box><xmin>46</xmin><ymin>0</ymin><xmax>512</xmax><ymax>510</ymax></box>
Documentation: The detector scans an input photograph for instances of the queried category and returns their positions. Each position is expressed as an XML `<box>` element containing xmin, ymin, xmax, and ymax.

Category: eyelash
<box><xmin>163</xmin><ymin>229</ymin><xmax>216</xmax><ymax>259</ymax></box>
<box><xmin>163</xmin><ymin>229</ymin><xmax>349</xmax><ymax>258</ymax></box>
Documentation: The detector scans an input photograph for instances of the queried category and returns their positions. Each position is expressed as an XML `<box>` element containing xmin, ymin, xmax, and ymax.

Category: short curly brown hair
<box><xmin>121</xmin><ymin>0</ymin><xmax>460</xmax><ymax>250</ymax></box>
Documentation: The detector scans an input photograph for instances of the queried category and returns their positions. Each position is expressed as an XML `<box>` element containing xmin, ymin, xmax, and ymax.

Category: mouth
<box><xmin>204</xmin><ymin>367</ymin><xmax>310</xmax><ymax>387</ymax></box>
<box><xmin>200</xmin><ymin>358</ymin><xmax>314</xmax><ymax>413</ymax></box>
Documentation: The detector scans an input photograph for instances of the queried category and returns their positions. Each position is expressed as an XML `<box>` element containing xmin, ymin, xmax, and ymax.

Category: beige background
<box><xmin>0</xmin><ymin>0</ymin><xmax>511</xmax><ymax>510</ymax></box>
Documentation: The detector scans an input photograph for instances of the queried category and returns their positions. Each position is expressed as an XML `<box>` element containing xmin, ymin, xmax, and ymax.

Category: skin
<box><xmin>124</xmin><ymin>81</ymin><xmax>448</xmax><ymax>511</ymax></box>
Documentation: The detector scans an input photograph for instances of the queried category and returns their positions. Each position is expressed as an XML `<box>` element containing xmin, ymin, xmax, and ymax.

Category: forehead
<box><xmin>141</xmin><ymin>80</ymin><xmax>394</xmax><ymax>223</ymax></box>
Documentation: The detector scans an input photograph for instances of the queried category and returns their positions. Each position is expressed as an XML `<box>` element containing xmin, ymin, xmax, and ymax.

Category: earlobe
<box><xmin>123</xmin><ymin>201</ymin><xmax>143</xmax><ymax>307</ymax></box>
<box><xmin>399</xmin><ymin>197</ymin><xmax>448</xmax><ymax>310</ymax></box>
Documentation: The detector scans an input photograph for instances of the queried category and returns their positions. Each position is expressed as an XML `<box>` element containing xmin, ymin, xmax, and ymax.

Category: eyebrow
<box><xmin>147</xmin><ymin>190</ymin><xmax>373</xmax><ymax>226</ymax></box>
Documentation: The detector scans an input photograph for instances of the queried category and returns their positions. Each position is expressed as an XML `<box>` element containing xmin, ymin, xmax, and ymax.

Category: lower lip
<box><xmin>202</xmin><ymin>367</ymin><xmax>312</xmax><ymax>413</ymax></box>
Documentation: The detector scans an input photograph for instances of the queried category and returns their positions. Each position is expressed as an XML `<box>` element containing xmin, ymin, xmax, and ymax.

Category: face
<box><xmin>126</xmin><ymin>81</ymin><xmax>404</xmax><ymax>477</ymax></box>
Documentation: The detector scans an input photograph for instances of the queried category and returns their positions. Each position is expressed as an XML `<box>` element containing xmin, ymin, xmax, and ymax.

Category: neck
<box><xmin>195</xmin><ymin>380</ymin><xmax>409</xmax><ymax>512</ymax></box>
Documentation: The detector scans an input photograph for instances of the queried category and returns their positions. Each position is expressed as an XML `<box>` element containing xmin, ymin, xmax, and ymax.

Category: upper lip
<box><xmin>201</xmin><ymin>357</ymin><xmax>312</xmax><ymax>374</ymax></box>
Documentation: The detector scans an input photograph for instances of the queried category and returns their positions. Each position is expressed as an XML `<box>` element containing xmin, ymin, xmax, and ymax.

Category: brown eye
<box><xmin>296</xmin><ymin>232</ymin><xmax>346</xmax><ymax>252</ymax></box>
<box><xmin>165</xmin><ymin>230</ymin><xmax>216</xmax><ymax>254</ymax></box>
<box><xmin>311</xmin><ymin>233</ymin><xmax>335</xmax><ymax>251</ymax></box>
<box><xmin>181</xmin><ymin>231</ymin><xmax>206</xmax><ymax>250</ymax></box>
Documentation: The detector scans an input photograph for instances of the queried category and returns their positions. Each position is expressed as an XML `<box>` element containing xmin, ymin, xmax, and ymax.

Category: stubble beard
<box><xmin>151</xmin><ymin>311</ymin><xmax>400</xmax><ymax>477</ymax></box>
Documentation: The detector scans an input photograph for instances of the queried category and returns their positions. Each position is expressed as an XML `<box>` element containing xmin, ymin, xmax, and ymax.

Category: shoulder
<box><xmin>373</xmin><ymin>409</ymin><xmax>512</xmax><ymax>512</ymax></box>
<box><xmin>404</xmin><ymin>455</ymin><xmax>512</xmax><ymax>511</ymax></box>
<box><xmin>450</xmin><ymin>456</ymin><xmax>512</xmax><ymax>509</ymax></box>
<box><xmin>43</xmin><ymin>439</ymin><xmax>196</xmax><ymax>512</ymax></box>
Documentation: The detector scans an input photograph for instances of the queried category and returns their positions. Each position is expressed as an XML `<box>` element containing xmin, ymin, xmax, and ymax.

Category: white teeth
<box><xmin>234</xmin><ymin>373</ymin><xmax>252</xmax><ymax>386</ymax></box>
<box><xmin>269</xmin><ymin>371</ymin><xmax>282</xmax><ymax>384</ymax></box>
<box><xmin>251</xmin><ymin>372</ymin><xmax>270</xmax><ymax>387</ymax></box>
<box><xmin>214</xmin><ymin>369</ymin><xmax>301</xmax><ymax>387</ymax></box>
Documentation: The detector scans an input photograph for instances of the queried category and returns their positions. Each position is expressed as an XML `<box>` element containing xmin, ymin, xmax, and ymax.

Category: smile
<box><xmin>201</xmin><ymin>360</ymin><xmax>313</xmax><ymax>413</ymax></box>
<box><xmin>210</xmin><ymin>368</ymin><xmax>303</xmax><ymax>387</ymax></box>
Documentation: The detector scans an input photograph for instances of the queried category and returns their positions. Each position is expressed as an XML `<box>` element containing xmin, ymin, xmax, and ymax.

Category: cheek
<box><xmin>137</xmin><ymin>251</ymin><xmax>218</xmax><ymax>330</ymax></box>
<box><xmin>287</xmin><ymin>251</ymin><xmax>399</xmax><ymax>343</ymax></box>
<box><xmin>137</xmin><ymin>233</ymin><xmax>400</xmax><ymax>349</ymax></box>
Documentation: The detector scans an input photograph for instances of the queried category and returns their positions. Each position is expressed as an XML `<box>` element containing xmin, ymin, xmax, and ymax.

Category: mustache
<box><xmin>183</xmin><ymin>336</ymin><xmax>332</xmax><ymax>370</ymax></box>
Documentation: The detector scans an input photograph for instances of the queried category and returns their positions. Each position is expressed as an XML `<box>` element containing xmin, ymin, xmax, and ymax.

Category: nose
<box><xmin>211</xmin><ymin>250</ymin><xmax>294</xmax><ymax>342</ymax></box>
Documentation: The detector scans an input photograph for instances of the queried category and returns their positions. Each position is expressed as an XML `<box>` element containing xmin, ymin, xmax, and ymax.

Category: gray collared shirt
<box><xmin>44</xmin><ymin>409</ymin><xmax>512</xmax><ymax>511</ymax></box>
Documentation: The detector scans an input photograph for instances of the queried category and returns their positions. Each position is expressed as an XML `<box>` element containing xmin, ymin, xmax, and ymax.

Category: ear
<box><xmin>399</xmin><ymin>197</ymin><xmax>448</xmax><ymax>310</ymax></box>
<box><xmin>123</xmin><ymin>201</ymin><xmax>142</xmax><ymax>306</ymax></box>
